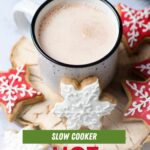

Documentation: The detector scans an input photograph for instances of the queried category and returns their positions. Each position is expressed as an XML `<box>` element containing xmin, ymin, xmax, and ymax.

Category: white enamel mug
<box><xmin>13</xmin><ymin>0</ymin><xmax>122</xmax><ymax>91</ymax></box>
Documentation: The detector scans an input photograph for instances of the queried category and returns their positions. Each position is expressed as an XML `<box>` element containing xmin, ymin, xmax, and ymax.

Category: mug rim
<box><xmin>31</xmin><ymin>0</ymin><xmax>122</xmax><ymax>68</ymax></box>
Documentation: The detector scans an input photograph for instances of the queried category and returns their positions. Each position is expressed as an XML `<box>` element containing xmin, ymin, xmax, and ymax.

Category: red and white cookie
<box><xmin>0</xmin><ymin>65</ymin><xmax>44</xmax><ymax>121</ymax></box>
<box><xmin>132</xmin><ymin>59</ymin><xmax>150</xmax><ymax>79</ymax></box>
<box><xmin>122</xmin><ymin>79</ymin><xmax>150</xmax><ymax>126</ymax></box>
<box><xmin>117</xmin><ymin>4</ymin><xmax>150</xmax><ymax>53</ymax></box>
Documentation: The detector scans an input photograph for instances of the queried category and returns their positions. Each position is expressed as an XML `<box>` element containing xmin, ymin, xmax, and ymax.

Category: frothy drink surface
<box><xmin>38</xmin><ymin>3</ymin><xmax>118</xmax><ymax>65</ymax></box>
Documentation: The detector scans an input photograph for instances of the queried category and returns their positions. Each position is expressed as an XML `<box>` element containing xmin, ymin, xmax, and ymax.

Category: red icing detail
<box><xmin>0</xmin><ymin>65</ymin><xmax>41</xmax><ymax>114</ymax></box>
<box><xmin>72</xmin><ymin>147</ymin><xmax>84</xmax><ymax>150</ymax></box>
<box><xmin>119</xmin><ymin>4</ymin><xmax>150</xmax><ymax>50</ymax></box>
<box><xmin>87</xmin><ymin>147</ymin><xmax>98</xmax><ymax>150</ymax></box>
<box><xmin>53</xmin><ymin>147</ymin><xmax>68</xmax><ymax>150</ymax></box>
<box><xmin>133</xmin><ymin>59</ymin><xmax>150</xmax><ymax>78</ymax></box>
<box><xmin>124</xmin><ymin>80</ymin><xmax>150</xmax><ymax>125</ymax></box>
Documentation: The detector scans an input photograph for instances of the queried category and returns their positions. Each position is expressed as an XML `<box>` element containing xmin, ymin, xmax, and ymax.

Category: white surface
<box><xmin>0</xmin><ymin>0</ymin><xmax>22</xmax><ymax>147</ymax></box>
<box><xmin>0</xmin><ymin>0</ymin><xmax>20</xmax><ymax>70</ymax></box>
<box><xmin>0</xmin><ymin>0</ymin><xmax>150</xmax><ymax>149</ymax></box>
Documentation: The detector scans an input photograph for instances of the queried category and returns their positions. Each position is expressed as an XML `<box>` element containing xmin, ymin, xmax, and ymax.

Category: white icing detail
<box><xmin>52</xmin><ymin>80</ymin><xmax>116</xmax><ymax>130</ymax></box>
<box><xmin>3</xmin><ymin>126</ymin><xmax>46</xmax><ymax>150</ymax></box>
<box><xmin>124</xmin><ymin>81</ymin><xmax>150</xmax><ymax>117</ymax></box>
<box><xmin>121</xmin><ymin>4</ymin><xmax>150</xmax><ymax>47</ymax></box>
<box><xmin>0</xmin><ymin>66</ymin><xmax>39</xmax><ymax>114</ymax></box>
<box><xmin>147</xmin><ymin>114</ymin><xmax>150</xmax><ymax>120</ymax></box>
<box><xmin>136</xmin><ymin>63</ymin><xmax>150</xmax><ymax>75</ymax></box>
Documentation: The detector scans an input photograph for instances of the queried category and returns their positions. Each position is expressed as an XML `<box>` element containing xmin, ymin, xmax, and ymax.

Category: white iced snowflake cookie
<box><xmin>3</xmin><ymin>126</ymin><xmax>49</xmax><ymax>150</ymax></box>
<box><xmin>52</xmin><ymin>77</ymin><xmax>116</xmax><ymax>130</ymax></box>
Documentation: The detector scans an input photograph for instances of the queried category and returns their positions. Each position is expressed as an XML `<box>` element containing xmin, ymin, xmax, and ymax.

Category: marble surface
<box><xmin>0</xmin><ymin>0</ymin><xmax>150</xmax><ymax>149</ymax></box>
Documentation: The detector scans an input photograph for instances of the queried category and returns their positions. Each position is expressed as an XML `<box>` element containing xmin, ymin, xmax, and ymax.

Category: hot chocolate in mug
<box><xmin>13</xmin><ymin>0</ymin><xmax>122</xmax><ymax>91</ymax></box>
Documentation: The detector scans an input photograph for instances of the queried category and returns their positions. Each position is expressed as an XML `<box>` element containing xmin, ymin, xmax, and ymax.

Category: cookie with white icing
<box><xmin>132</xmin><ymin>58</ymin><xmax>150</xmax><ymax>79</ymax></box>
<box><xmin>117</xmin><ymin>3</ymin><xmax>150</xmax><ymax>53</ymax></box>
<box><xmin>122</xmin><ymin>79</ymin><xmax>150</xmax><ymax>127</ymax></box>
<box><xmin>3</xmin><ymin>126</ymin><xmax>49</xmax><ymax>150</ymax></box>
<box><xmin>10</xmin><ymin>37</ymin><xmax>150</xmax><ymax>150</ymax></box>
<box><xmin>0</xmin><ymin>65</ymin><xmax>44</xmax><ymax>121</ymax></box>
<box><xmin>52</xmin><ymin>77</ymin><xmax>116</xmax><ymax>130</ymax></box>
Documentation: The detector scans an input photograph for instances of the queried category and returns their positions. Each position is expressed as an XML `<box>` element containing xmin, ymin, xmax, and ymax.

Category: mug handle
<box><xmin>13</xmin><ymin>0</ymin><xmax>46</xmax><ymax>36</ymax></box>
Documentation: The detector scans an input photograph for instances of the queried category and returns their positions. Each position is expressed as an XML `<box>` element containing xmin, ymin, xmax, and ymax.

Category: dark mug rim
<box><xmin>31</xmin><ymin>0</ymin><xmax>122</xmax><ymax>68</ymax></box>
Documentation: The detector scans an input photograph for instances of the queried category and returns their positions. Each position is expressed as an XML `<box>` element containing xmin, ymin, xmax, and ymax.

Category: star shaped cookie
<box><xmin>117</xmin><ymin>4</ymin><xmax>150</xmax><ymax>53</ymax></box>
<box><xmin>52</xmin><ymin>77</ymin><xmax>116</xmax><ymax>130</ymax></box>
<box><xmin>132</xmin><ymin>59</ymin><xmax>150</xmax><ymax>79</ymax></box>
<box><xmin>122</xmin><ymin>79</ymin><xmax>150</xmax><ymax>126</ymax></box>
<box><xmin>0</xmin><ymin>65</ymin><xmax>44</xmax><ymax>121</ymax></box>
<box><xmin>3</xmin><ymin>126</ymin><xmax>48</xmax><ymax>150</ymax></box>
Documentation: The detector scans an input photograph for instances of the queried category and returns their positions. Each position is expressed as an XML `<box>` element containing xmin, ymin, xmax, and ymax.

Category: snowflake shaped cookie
<box><xmin>52</xmin><ymin>77</ymin><xmax>116</xmax><ymax>130</ymax></box>
<box><xmin>3</xmin><ymin>126</ymin><xmax>48</xmax><ymax>150</ymax></box>
<box><xmin>122</xmin><ymin>79</ymin><xmax>150</xmax><ymax>126</ymax></box>
<box><xmin>133</xmin><ymin>59</ymin><xmax>150</xmax><ymax>79</ymax></box>
<box><xmin>0</xmin><ymin>65</ymin><xmax>44</xmax><ymax>121</ymax></box>
<box><xmin>118</xmin><ymin>4</ymin><xmax>150</xmax><ymax>52</ymax></box>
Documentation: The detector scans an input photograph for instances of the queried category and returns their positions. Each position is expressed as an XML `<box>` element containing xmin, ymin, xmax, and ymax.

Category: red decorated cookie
<box><xmin>0</xmin><ymin>65</ymin><xmax>44</xmax><ymax>121</ymax></box>
<box><xmin>132</xmin><ymin>59</ymin><xmax>150</xmax><ymax>79</ymax></box>
<box><xmin>118</xmin><ymin>4</ymin><xmax>150</xmax><ymax>53</ymax></box>
<box><xmin>122</xmin><ymin>79</ymin><xmax>150</xmax><ymax>126</ymax></box>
